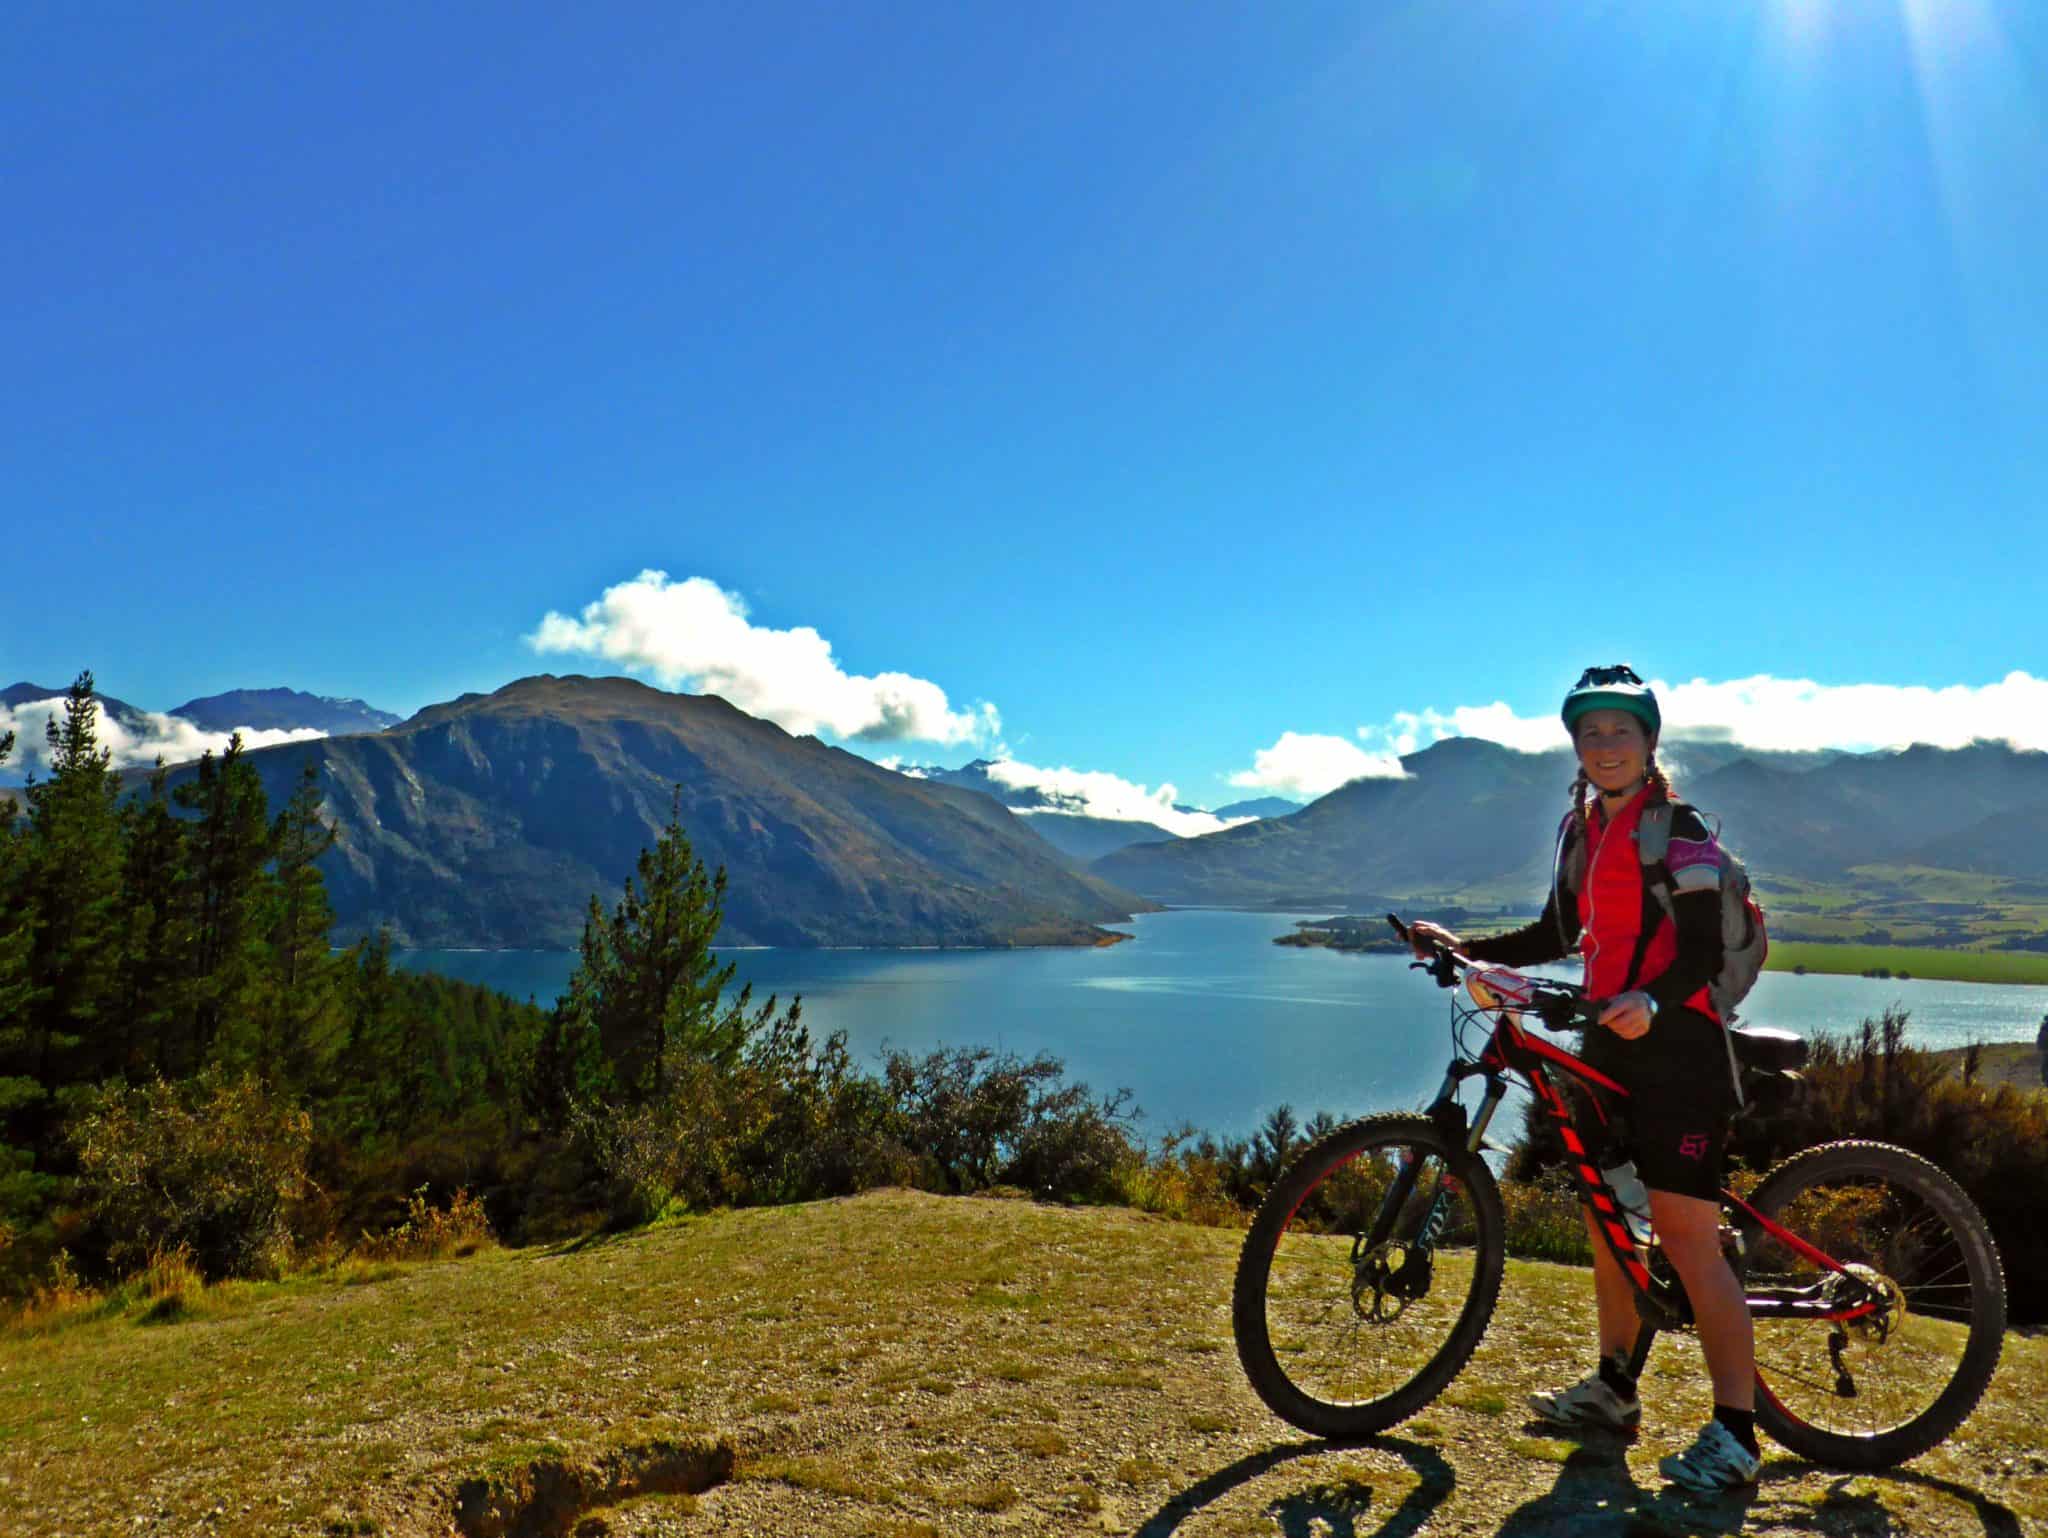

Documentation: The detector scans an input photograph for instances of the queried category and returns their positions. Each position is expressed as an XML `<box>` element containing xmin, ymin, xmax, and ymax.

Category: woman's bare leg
<box><xmin>1584</xmin><ymin>1208</ymin><xmax>1640</xmax><ymax>1361</ymax></box>
<box><xmin>1649</xmin><ymin>1188</ymin><xmax>1754</xmax><ymax>1410</ymax></box>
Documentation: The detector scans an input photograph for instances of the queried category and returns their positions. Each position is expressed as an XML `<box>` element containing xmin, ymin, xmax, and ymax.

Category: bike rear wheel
<box><xmin>1233</xmin><ymin>1112</ymin><xmax>1505</xmax><ymax>1439</ymax></box>
<box><xmin>1743</xmin><ymin>1139</ymin><xmax>2005</xmax><ymax>1470</ymax></box>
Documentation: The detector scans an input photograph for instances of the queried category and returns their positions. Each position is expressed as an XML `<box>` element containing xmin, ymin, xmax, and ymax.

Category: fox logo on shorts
<box><xmin>1678</xmin><ymin>1133</ymin><xmax>1710</xmax><ymax>1160</ymax></box>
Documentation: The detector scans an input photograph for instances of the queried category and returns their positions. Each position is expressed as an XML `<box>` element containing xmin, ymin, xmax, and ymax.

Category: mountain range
<box><xmin>1</xmin><ymin>683</ymin><xmax>398</xmax><ymax>769</ymax></box>
<box><xmin>1089</xmin><ymin>735</ymin><xmax>2048</xmax><ymax>945</ymax></box>
<box><xmin>17</xmin><ymin>671</ymin><xmax>2048</xmax><ymax>953</ymax></box>
<box><xmin>136</xmin><ymin>676</ymin><xmax>1153</xmax><ymax>949</ymax></box>
<box><xmin>166</xmin><ymin>688</ymin><xmax>399</xmax><ymax>735</ymax></box>
<box><xmin>3</xmin><ymin>680</ymin><xmax>158</xmax><ymax>742</ymax></box>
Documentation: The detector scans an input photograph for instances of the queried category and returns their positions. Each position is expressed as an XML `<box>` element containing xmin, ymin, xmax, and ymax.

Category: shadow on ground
<box><xmin>1137</xmin><ymin>1432</ymin><xmax>2024</xmax><ymax>1538</ymax></box>
<box><xmin>1134</xmin><ymin>1436</ymin><xmax>1453</xmax><ymax>1538</ymax></box>
<box><xmin>1496</xmin><ymin>1437</ymin><xmax>2026</xmax><ymax>1537</ymax></box>
<box><xmin>1747</xmin><ymin>1461</ymin><xmax>2025</xmax><ymax>1538</ymax></box>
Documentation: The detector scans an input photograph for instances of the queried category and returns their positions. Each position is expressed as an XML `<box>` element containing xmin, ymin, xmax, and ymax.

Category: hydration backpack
<box><xmin>1554</xmin><ymin>799</ymin><xmax>1770</xmax><ymax>1025</ymax></box>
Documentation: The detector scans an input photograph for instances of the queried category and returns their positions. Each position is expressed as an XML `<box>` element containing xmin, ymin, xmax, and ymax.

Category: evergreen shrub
<box><xmin>67</xmin><ymin>1068</ymin><xmax>310</xmax><ymax>1281</ymax></box>
<box><xmin>879</xmin><ymin>1045</ymin><xmax>1136</xmax><ymax>1202</ymax></box>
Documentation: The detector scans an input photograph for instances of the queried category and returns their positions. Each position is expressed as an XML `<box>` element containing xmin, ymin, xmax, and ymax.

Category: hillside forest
<box><xmin>3</xmin><ymin>675</ymin><xmax>2047</xmax><ymax>1326</ymax></box>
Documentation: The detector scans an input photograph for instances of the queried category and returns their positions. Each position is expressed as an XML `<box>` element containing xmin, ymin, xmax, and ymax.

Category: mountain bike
<box><xmin>1230</xmin><ymin>916</ymin><xmax>2006</xmax><ymax>1470</ymax></box>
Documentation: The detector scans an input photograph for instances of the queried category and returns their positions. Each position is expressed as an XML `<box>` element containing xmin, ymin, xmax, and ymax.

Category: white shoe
<box><xmin>1659</xmin><ymin>1419</ymin><xmax>1762</xmax><ymax>1492</ymax></box>
<box><xmin>1528</xmin><ymin>1371</ymin><xmax>1640</xmax><ymax>1431</ymax></box>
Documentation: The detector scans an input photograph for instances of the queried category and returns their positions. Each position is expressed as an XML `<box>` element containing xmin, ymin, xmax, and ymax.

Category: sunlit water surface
<box><xmin>396</xmin><ymin>909</ymin><xmax>2048</xmax><ymax>1140</ymax></box>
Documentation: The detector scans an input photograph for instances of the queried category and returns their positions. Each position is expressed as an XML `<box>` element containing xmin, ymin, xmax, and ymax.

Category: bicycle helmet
<box><xmin>1560</xmin><ymin>664</ymin><xmax>1661</xmax><ymax>739</ymax></box>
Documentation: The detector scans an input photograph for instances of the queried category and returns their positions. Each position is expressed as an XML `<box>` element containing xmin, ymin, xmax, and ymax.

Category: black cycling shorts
<box><xmin>1580</xmin><ymin>1004</ymin><xmax>1737</xmax><ymax>1202</ymax></box>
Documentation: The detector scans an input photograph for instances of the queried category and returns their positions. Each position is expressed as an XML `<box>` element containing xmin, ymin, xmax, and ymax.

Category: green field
<box><xmin>1766</xmin><ymin>940</ymin><xmax>2048</xmax><ymax>986</ymax></box>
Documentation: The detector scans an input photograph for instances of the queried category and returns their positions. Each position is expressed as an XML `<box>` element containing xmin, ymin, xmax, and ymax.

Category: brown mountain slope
<box><xmin>154</xmin><ymin>675</ymin><xmax>1153</xmax><ymax>948</ymax></box>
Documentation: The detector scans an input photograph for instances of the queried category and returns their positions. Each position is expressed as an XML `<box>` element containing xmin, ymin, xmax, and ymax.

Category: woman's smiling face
<box><xmin>1574</xmin><ymin>708</ymin><xmax>1651</xmax><ymax>795</ymax></box>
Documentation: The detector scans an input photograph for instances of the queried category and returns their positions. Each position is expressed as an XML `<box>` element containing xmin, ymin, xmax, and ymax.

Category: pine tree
<box><xmin>255</xmin><ymin>759</ymin><xmax>341</xmax><ymax>1091</ymax></box>
<box><xmin>331</xmin><ymin>929</ymin><xmax>439</xmax><ymax>1140</ymax></box>
<box><xmin>175</xmin><ymin>737</ymin><xmax>273</xmax><ymax>1071</ymax></box>
<box><xmin>524</xmin><ymin>915</ymin><xmax>616</xmax><ymax>1130</ymax></box>
<box><xmin>555</xmin><ymin>794</ymin><xmax>750</xmax><ymax>1105</ymax></box>
<box><xmin>0</xmin><ymin>726</ymin><xmax>35</xmax><ymax>1040</ymax></box>
<box><xmin>116</xmin><ymin>762</ymin><xmax>194</xmax><ymax>1078</ymax></box>
<box><xmin>0</xmin><ymin>725</ymin><xmax>57</xmax><ymax>1248</ymax></box>
<box><xmin>20</xmin><ymin>674</ymin><xmax>125</xmax><ymax>1088</ymax></box>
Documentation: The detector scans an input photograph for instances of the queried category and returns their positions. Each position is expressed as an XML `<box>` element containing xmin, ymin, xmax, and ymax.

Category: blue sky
<box><xmin>7</xmin><ymin>2</ymin><xmax>2046</xmax><ymax>808</ymax></box>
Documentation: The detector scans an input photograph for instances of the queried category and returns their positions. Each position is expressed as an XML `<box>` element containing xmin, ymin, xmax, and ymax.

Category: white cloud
<box><xmin>1231</xmin><ymin>670</ymin><xmax>2048</xmax><ymax>803</ymax></box>
<box><xmin>1654</xmin><ymin>672</ymin><xmax>2048</xmax><ymax>752</ymax></box>
<box><xmin>527</xmin><ymin>570</ymin><xmax>999</xmax><ymax>746</ymax></box>
<box><xmin>1369</xmin><ymin>704</ymin><xmax>1565</xmax><ymax>757</ymax></box>
<box><xmin>1227</xmin><ymin>732</ymin><xmax>1409</xmax><ymax>799</ymax></box>
<box><xmin>1352</xmin><ymin>670</ymin><xmax>2048</xmax><ymax>759</ymax></box>
<box><xmin>984</xmin><ymin>759</ymin><xmax>1253</xmax><ymax>838</ymax></box>
<box><xmin>0</xmin><ymin>698</ymin><xmax>326</xmax><ymax>774</ymax></box>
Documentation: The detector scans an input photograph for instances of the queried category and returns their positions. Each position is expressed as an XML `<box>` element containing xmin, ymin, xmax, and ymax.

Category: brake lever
<box><xmin>1388</xmin><ymin>914</ymin><xmax>1457</xmax><ymax>989</ymax></box>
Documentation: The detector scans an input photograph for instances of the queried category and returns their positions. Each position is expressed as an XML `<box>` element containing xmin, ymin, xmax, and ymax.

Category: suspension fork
<box><xmin>1361</xmin><ymin>1068</ymin><xmax>1506</xmax><ymax>1255</ymax></box>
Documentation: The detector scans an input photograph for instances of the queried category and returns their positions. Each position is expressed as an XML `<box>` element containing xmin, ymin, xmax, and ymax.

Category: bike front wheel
<box><xmin>1744</xmin><ymin>1139</ymin><xmax>2006</xmax><ymax>1470</ymax></box>
<box><xmin>1233</xmin><ymin>1112</ymin><xmax>1506</xmax><ymax>1439</ymax></box>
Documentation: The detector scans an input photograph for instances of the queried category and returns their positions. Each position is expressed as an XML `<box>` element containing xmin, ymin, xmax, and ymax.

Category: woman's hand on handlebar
<box><xmin>1404</xmin><ymin>919</ymin><xmax>1464</xmax><ymax>959</ymax></box>
<box><xmin>1597</xmin><ymin>990</ymin><xmax>1655</xmax><ymax>1041</ymax></box>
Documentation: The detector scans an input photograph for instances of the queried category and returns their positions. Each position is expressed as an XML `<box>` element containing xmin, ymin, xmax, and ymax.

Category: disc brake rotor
<box><xmin>1350</xmin><ymin>1241</ymin><xmax>1430</xmax><ymax>1323</ymax></box>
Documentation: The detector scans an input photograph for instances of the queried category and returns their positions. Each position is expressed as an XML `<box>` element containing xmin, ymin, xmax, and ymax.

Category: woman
<box><xmin>1407</xmin><ymin>664</ymin><xmax>1760</xmax><ymax>1493</ymax></box>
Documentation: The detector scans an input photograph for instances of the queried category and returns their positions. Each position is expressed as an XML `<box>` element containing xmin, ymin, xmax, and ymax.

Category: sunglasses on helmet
<box><xmin>1572</xmin><ymin>664</ymin><xmax>1645</xmax><ymax>689</ymax></box>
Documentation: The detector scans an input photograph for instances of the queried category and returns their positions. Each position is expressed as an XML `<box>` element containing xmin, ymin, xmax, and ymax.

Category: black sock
<box><xmin>1599</xmin><ymin>1353</ymin><xmax>1638</xmax><ymax>1401</ymax></box>
<box><xmin>1713</xmin><ymin>1404</ymin><xmax>1759</xmax><ymax>1457</ymax></box>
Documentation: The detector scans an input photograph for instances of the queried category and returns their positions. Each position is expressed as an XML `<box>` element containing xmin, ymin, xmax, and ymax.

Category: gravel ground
<box><xmin>6</xmin><ymin>1189</ymin><xmax>2040</xmax><ymax>1537</ymax></box>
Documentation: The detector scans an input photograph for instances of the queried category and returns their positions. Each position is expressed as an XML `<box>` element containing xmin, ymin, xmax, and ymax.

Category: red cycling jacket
<box><xmin>1576</xmin><ymin>792</ymin><xmax>1720</xmax><ymax>1021</ymax></box>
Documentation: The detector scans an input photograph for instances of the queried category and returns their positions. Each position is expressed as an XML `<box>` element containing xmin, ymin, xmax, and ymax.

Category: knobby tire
<box><xmin>1743</xmin><ymin>1139</ymin><xmax>2005</xmax><ymax>1470</ymax></box>
<box><xmin>1233</xmin><ymin>1112</ymin><xmax>1506</xmax><ymax>1439</ymax></box>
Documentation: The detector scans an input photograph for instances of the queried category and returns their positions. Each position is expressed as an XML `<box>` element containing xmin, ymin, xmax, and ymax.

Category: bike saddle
<box><xmin>1730</xmin><ymin>1026</ymin><xmax>1808</xmax><ymax>1073</ymax></box>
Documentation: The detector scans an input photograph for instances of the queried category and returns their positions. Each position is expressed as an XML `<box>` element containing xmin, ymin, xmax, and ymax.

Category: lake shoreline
<box><xmin>1272</xmin><ymin>917</ymin><xmax>2048</xmax><ymax>988</ymax></box>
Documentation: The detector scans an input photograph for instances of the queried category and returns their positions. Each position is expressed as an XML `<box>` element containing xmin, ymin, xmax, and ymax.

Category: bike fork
<box><xmin>1397</xmin><ymin>1074</ymin><xmax>1513</xmax><ymax>1251</ymax></box>
<box><xmin>1426</xmin><ymin>1068</ymin><xmax>1509</xmax><ymax>1156</ymax></box>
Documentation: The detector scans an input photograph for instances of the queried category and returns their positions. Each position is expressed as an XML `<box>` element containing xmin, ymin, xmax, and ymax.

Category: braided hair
<box><xmin>1566</xmin><ymin>764</ymin><xmax>1593</xmax><ymax>835</ymax></box>
<box><xmin>1644</xmin><ymin>751</ymin><xmax>1676</xmax><ymax>806</ymax></box>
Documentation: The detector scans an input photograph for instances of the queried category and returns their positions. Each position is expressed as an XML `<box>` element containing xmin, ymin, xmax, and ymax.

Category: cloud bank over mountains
<box><xmin>0</xmin><ymin>698</ymin><xmax>325</xmax><ymax>775</ymax></box>
<box><xmin>1226</xmin><ymin>732</ymin><xmax>1409</xmax><ymax>800</ymax></box>
<box><xmin>520</xmin><ymin>574</ymin><xmax>2048</xmax><ymax>809</ymax></box>
<box><xmin>981</xmin><ymin>760</ymin><xmax>1251</xmax><ymax>838</ymax></box>
<box><xmin>527</xmin><ymin>571</ymin><xmax>999</xmax><ymax>747</ymax></box>
<box><xmin>1229</xmin><ymin>671</ymin><xmax>2048</xmax><ymax>799</ymax></box>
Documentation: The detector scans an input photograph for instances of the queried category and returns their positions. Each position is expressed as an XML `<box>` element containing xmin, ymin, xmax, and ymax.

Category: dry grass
<box><xmin>2</xmin><ymin>1189</ymin><xmax>2042</xmax><ymax>1536</ymax></box>
<box><xmin>353</xmin><ymin>1185</ymin><xmax>496</xmax><ymax>1264</ymax></box>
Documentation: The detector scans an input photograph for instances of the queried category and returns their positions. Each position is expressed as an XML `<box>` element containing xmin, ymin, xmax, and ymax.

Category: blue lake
<box><xmin>394</xmin><ymin>909</ymin><xmax>2048</xmax><ymax>1141</ymax></box>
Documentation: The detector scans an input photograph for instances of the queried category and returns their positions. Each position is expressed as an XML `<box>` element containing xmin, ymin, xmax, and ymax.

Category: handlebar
<box><xmin>1386</xmin><ymin>912</ymin><xmax>1603</xmax><ymax>1031</ymax></box>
